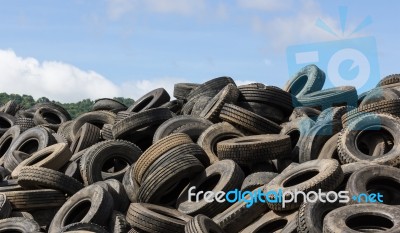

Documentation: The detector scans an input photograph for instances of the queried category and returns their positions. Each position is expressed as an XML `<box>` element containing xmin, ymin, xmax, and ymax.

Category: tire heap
<box><xmin>0</xmin><ymin>65</ymin><xmax>398</xmax><ymax>232</ymax></box>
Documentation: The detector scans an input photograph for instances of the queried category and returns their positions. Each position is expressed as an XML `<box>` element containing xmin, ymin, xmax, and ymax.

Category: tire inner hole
<box><xmin>194</xmin><ymin>174</ymin><xmax>221</xmax><ymax>200</ymax></box>
<box><xmin>366</xmin><ymin>177</ymin><xmax>400</xmax><ymax>205</ymax></box>
<box><xmin>283</xmin><ymin>170</ymin><xmax>319</xmax><ymax>187</ymax></box>
<box><xmin>346</xmin><ymin>214</ymin><xmax>393</xmax><ymax>232</ymax></box>
<box><xmin>256</xmin><ymin>219</ymin><xmax>288</xmax><ymax>233</ymax></box>
<box><xmin>356</xmin><ymin>128</ymin><xmax>394</xmax><ymax>156</ymax></box>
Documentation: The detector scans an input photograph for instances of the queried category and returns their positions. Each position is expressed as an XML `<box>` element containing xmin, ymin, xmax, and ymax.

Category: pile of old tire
<box><xmin>0</xmin><ymin>65</ymin><xmax>398</xmax><ymax>232</ymax></box>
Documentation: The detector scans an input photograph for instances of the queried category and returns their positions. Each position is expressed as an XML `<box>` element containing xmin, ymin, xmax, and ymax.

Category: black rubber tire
<box><xmin>138</xmin><ymin>153</ymin><xmax>204</xmax><ymax>206</ymax></box>
<box><xmin>70</xmin><ymin>123</ymin><xmax>101</xmax><ymax>154</ymax></box>
<box><xmin>0</xmin><ymin>193</ymin><xmax>11</xmax><ymax>219</ymax></box>
<box><xmin>63</xmin><ymin>160</ymin><xmax>84</xmax><ymax>183</ymax></box>
<box><xmin>199</xmin><ymin>84</ymin><xmax>239</xmax><ymax>122</ymax></box>
<box><xmin>342</xmin><ymin>99</ymin><xmax>400</xmax><ymax>126</ymax></box>
<box><xmin>71</xmin><ymin>110</ymin><xmax>116</xmax><ymax>137</ymax></box>
<box><xmin>153</xmin><ymin>116</ymin><xmax>212</xmax><ymax>143</ymax></box>
<box><xmin>79</xmin><ymin>140</ymin><xmax>142</xmax><ymax>185</ymax></box>
<box><xmin>161</xmin><ymin>100</ymin><xmax>184</xmax><ymax>114</ymax></box>
<box><xmin>284</xmin><ymin>64</ymin><xmax>326</xmax><ymax>97</ymax></box>
<box><xmin>197</xmin><ymin>122</ymin><xmax>244</xmax><ymax>164</ymax></box>
<box><xmin>280</xmin><ymin>116</ymin><xmax>315</xmax><ymax>162</ymax></box>
<box><xmin>127</xmin><ymin>88</ymin><xmax>170</xmax><ymax>113</ymax></box>
<box><xmin>212</xmin><ymin>187</ymin><xmax>268</xmax><ymax>233</ymax></box>
<box><xmin>359</xmin><ymin>87</ymin><xmax>400</xmax><ymax>107</ymax></box>
<box><xmin>220</xmin><ymin>103</ymin><xmax>282</xmax><ymax>134</ymax></box>
<box><xmin>4</xmin><ymin>126</ymin><xmax>56</xmax><ymax>172</ymax></box>
<box><xmin>4</xmin><ymin>189</ymin><xmax>66</xmax><ymax>210</ymax></box>
<box><xmin>93</xmin><ymin>98</ymin><xmax>127</xmax><ymax>111</ymax></box>
<box><xmin>190</xmin><ymin>96</ymin><xmax>212</xmax><ymax>117</ymax></box>
<box><xmin>57</xmin><ymin>120</ymin><xmax>74</xmax><ymax>144</ymax></box>
<box><xmin>185</xmin><ymin>214</ymin><xmax>225</xmax><ymax>233</ymax></box>
<box><xmin>12</xmin><ymin>143</ymin><xmax>72</xmax><ymax>178</ymax></box>
<box><xmin>104</xmin><ymin>179</ymin><xmax>131</xmax><ymax>213</ymax></box>
<box><xmin>0</xmin><ymin>125</ymin><xmax>21</xmax><ymax>165</ymax></box>
<box><xmin>177</xmin><ymin>160</ymin><xmax>245</xmax><ymax>217</ymax></box>
<box><xmin>100</xmin><ymin>123</ymin><xmax>114</xmax><ymax>140</ymax></box>
<box><xmin>174</xmin><ymin>83</ymin><xmax>200</xmax><ymax>100</ymax></box>
<box><xmin>0</xmin><ymin>217</ymin><xmax>41</xmax><ymax>232</ymax></box>
<box><xmin>236</xmin><ymin>101</ymin><xmax>286</xmax><ymax>124</ymax></box>
<box><xmin>265</xmin><ymin>159</ymin><xmax>343</xmax><ymax>211</ymax></box>
<box><xmin>216</xmin><ymin>135</ymin><xmax>291</xmax><ymax>165</ymax></box>
<box><xmin>33</xmin><ymin>106</ymin><xmax>69</xmax><ymax>130</ymax></box>
<box><xmin>298</xmin><ymin>86</ymin><xmax>358</xmax><ymax>110</ymax></box>
<box><xmin>297</xmin><ymin>194</ymin><xmax>343</xmax><ymax>233</ymax></box>
<box><xmin>109</xmin><ymin>211</ymin><xmax>131</xmax><ymax>233</ymax></box>
<box><xmin>17</xmin><ymin>166</ymin><xmax>83</xmax><ymax>195</ymax></box>
<box><xmin>317</xmin><ymin>133</ymin><xmax>340</xmax><ymax>161</ymax></box>
<box><xmin>338</xmin><ymin>113</ymin><xmax>400</xmax><ymax>166</ymax></box>
<box><xmin>240</xmin><ymin>210</ymin><xmax>298</xmax><ymax>233</ymax></box>
<box><xmin>186</xmin><ymin>77</ymin><xmax>235</xmax><ymax>101</ymax></box>
<box><xmin>289</xmin><ymin>106</ymin><xmax>321</xmax><ymax>122</ymax></box>
<box><xmin>238</xmin><ymin>86</ymin><xmax>298</xmax><ymax>114</ymax></box>
<box><xmin>126</xmin><ymin>203</ymin><xmax>192</xmax><ymax>233</ymax></box>
<box><xmin>323</xmin><ymin>204</ymin><xmax>400</xmax><ymax>233</ymax></box>
<box><xmin>133</xmin><ymin>133</ymin><xmax>192</xmax><ymax>184</ymax></box>
<box><xmin>0</xmin><ymin>113</ymin><xmax>15</xmax><ymax>136</ymax></box>
<box><xmin>115</xmin><ymin>111</ymin><xmax>136</xmax><ymax>124</ymax></box>
<box><xmin>346</xmin><ymin>164</ymin><xmax>400</xmax><ymax>205</ymax></box>
<box><xmin>122</xmin><ymin>165</ymin><xmax>140</xmax><ymax>203</ymax></box>
<box><xmin>48</xmin><ymin>184</ymin><xmax>113</xmax><ymax>232</ymax></box>
<box><xmin>241</xmin><ymin>172</ymin><xmax>278</xmax><ymax>192</ymax></box>
<box><xmin>1</xmin><ymin>100</ymin><xmax>20</xmax><ymax>116</ymax></box>
<box><xmin>141</xmin><ymin>143</ymin><xmax>210</xmax><ymax>182</ymax></box>
<box><xmin>33</xmin><ymin>102</ymin><xmax>71</xmax><ymax>120</ymax></box>
<box><xmin>15</xmin><ymin>117</ymin><xmax>36</xmax><ymax>132</ymax></box>
<box><xmin>316</xmin><ymin>106</ymin><xmax>353</xmax><ymax>125</ymax></box>
<box><xmin>61</xmin><ymin>222</ymin><xmax>109</xmax><ymax>233</ymax></box>
<box><xmin>298</xmin><ymin>121</ymin><xmax>342</xmax><ymax>163</ymax></box>
<box><xmin>377</xmin><ymin>74</ymin><xmax>400</xmax><ymax>87</ymax></box>
<box><xmin>112</xmin><ymin>108</ymin><xmax>173</xmax><ymax>139</ymax></box>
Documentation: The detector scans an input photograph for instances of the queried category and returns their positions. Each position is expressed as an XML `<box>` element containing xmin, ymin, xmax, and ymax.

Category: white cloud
<box><xmin>0</xmin><ymin>49</ymin><xmax>187</xmax><ymax>103</ymax></box>
<box><xmin>237</xmin><ymin>0</ymin><xmax>291</xmax><ymax>11</ymax></box>
<box><xmin>234</xmin><ymin>80</ymin><xmax>258</xmax><ymax>86</ymax></box>
<box><xmin>252</xmin><ymin>0</ymin><xmax>339</xmax><ymax>51</ymax></box>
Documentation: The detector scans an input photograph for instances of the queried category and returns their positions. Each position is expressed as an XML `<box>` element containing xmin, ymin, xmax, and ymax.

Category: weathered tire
<box><xmin>127</xmin><ymin>88</ymin><xmax>170</xmax><ymax>113</ymax></box>
<box><xmin>174</xmin><ymin>83</ymin><xmax>200</xmax><ymax>100</ymax></box>
<box><xmin>133</xmin><ymin>133</ymin><xmax>192</xmax><ymax>184</ymax></box>
<box><xmin>284</xmin><ymin>64</ymin><xmax>325</xmax><ymax>97</ymax></box>
<box><xmin>323</xmin><ymin>204</ymin><xmax>400</xmax><ymax>233</ymax></box>
<box><xmin>93</xmin><ymin>98</ymin><xmax>127</xmax><ymax>111</ymax></box>
<box><xmin>346</xmin><ymin>164</ymin><xmax>400</xmax><ymax>205</ymax></box>
<box><xmin>70</xmin><ymin>123</ymin><xmax>100</xmax><ymax>154</ymax></box>
<box><xmin>0</xmin><ymin>193</ymin><xmax>11</xmax><ymax>219</ymax></box>
<box><xmin>17</xmin><ymin>166</ymin><xmax>84</xmax><ymax>195</ymax></box>
<box><xmin>0</xmin><ymin>217</ymin><xmax>41</xmax><ymax>232</ymax></box>
<box><xmin>185</xmin><ymin>214</ymin><xmax>225</xmax><ymax>233</ymax></box>
<box><xmin>177</xmin><ymin>160</ymin><xmax>245</xmax><ymax>217</ymax></box>
<box><xmin>126</xmin><ymin>203</ymin><xmax>191</xmax><ymax>233</ymax></box>
<box><xmin>240</xmin><ymin>210</ymin><xmax>297</xmax><ymax>233</ymax></box>
<box><xmin>265</xmin><ymin>159</ymin><xmax>343</xmax><ymax>211</ymax></box>
<box><xmin>80</xmin><ymin>140</ymin><xmax>142</xmax><ymax>185</ymax></box>
<box><xmin>12</xmin><ymin>142</ymin><xmax>72</xmax><ymax>178</ymax></box>
<box><xmin>216</xmin><ymin>135</ymin><xmax>291</xmax><ymax>165</ymax></box>
<box><xmin>71</xmin><ymin>110</ymin><xmax>116</xmax><ymax>137</ymax></box>
<box><xmin>138</xmin><ymin>153</ymin><xmax>204</xmax><ymax>206</ymax></box>
<box><xmin>220</xmin><ymin>104</ymin><xmax>281</xmax><ymax>134</ymax></box>
<box><xmin>153</xmin><ymin>116</ymin><xmax>212</xmax><ymax>143</ymax></box>
<box><xmin>241</xmin><ymin>172</ymin><xmax>278</xmax><ymax>192</ymax></box>
<box><xmin>48</xmin><ymin>184</ymin><xmax>113</xmax><ymax>232</ymax></box>
<box><xmin>4</xmin><ymin>189</ymin><xmax>66</xmax><ymax>210</ymax></box>
<box><xmin>197</xmin><ymin>122</ymin><xmax>244</xmax><ymax>164</ymax></box>
<box><xmin>298</xmin><ymin>86</ymin><xmax>357</xmax><ymax>110</ymax></box>
<box><xmin>33</xmin><ymin>106</ymin><xmax>69</xmax><ymax>130</ymax></box>
<box><xmin>338</xmin><ymin>113</ymin><xmax>400</xmax><ymax>166</ymax></box>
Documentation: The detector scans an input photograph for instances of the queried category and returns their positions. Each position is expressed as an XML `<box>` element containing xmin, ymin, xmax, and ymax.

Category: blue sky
<box><xmin>0</xmin><ymin>0</ymin><xmax>398</xmax><ymax>102</ymax></box>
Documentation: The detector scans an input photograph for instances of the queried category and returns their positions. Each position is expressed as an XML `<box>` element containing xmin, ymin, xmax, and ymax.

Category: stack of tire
<box><xmin>0</xmin><ymin>65</ymin><xmax>398</xmax><ymax>232</ymax></box>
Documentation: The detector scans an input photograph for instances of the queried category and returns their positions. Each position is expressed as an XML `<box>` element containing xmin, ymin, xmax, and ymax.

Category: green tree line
<box><xmin>0</xmin><ymin>93</ymin><xmax>134</xmax><ymax>118</ymax></box>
